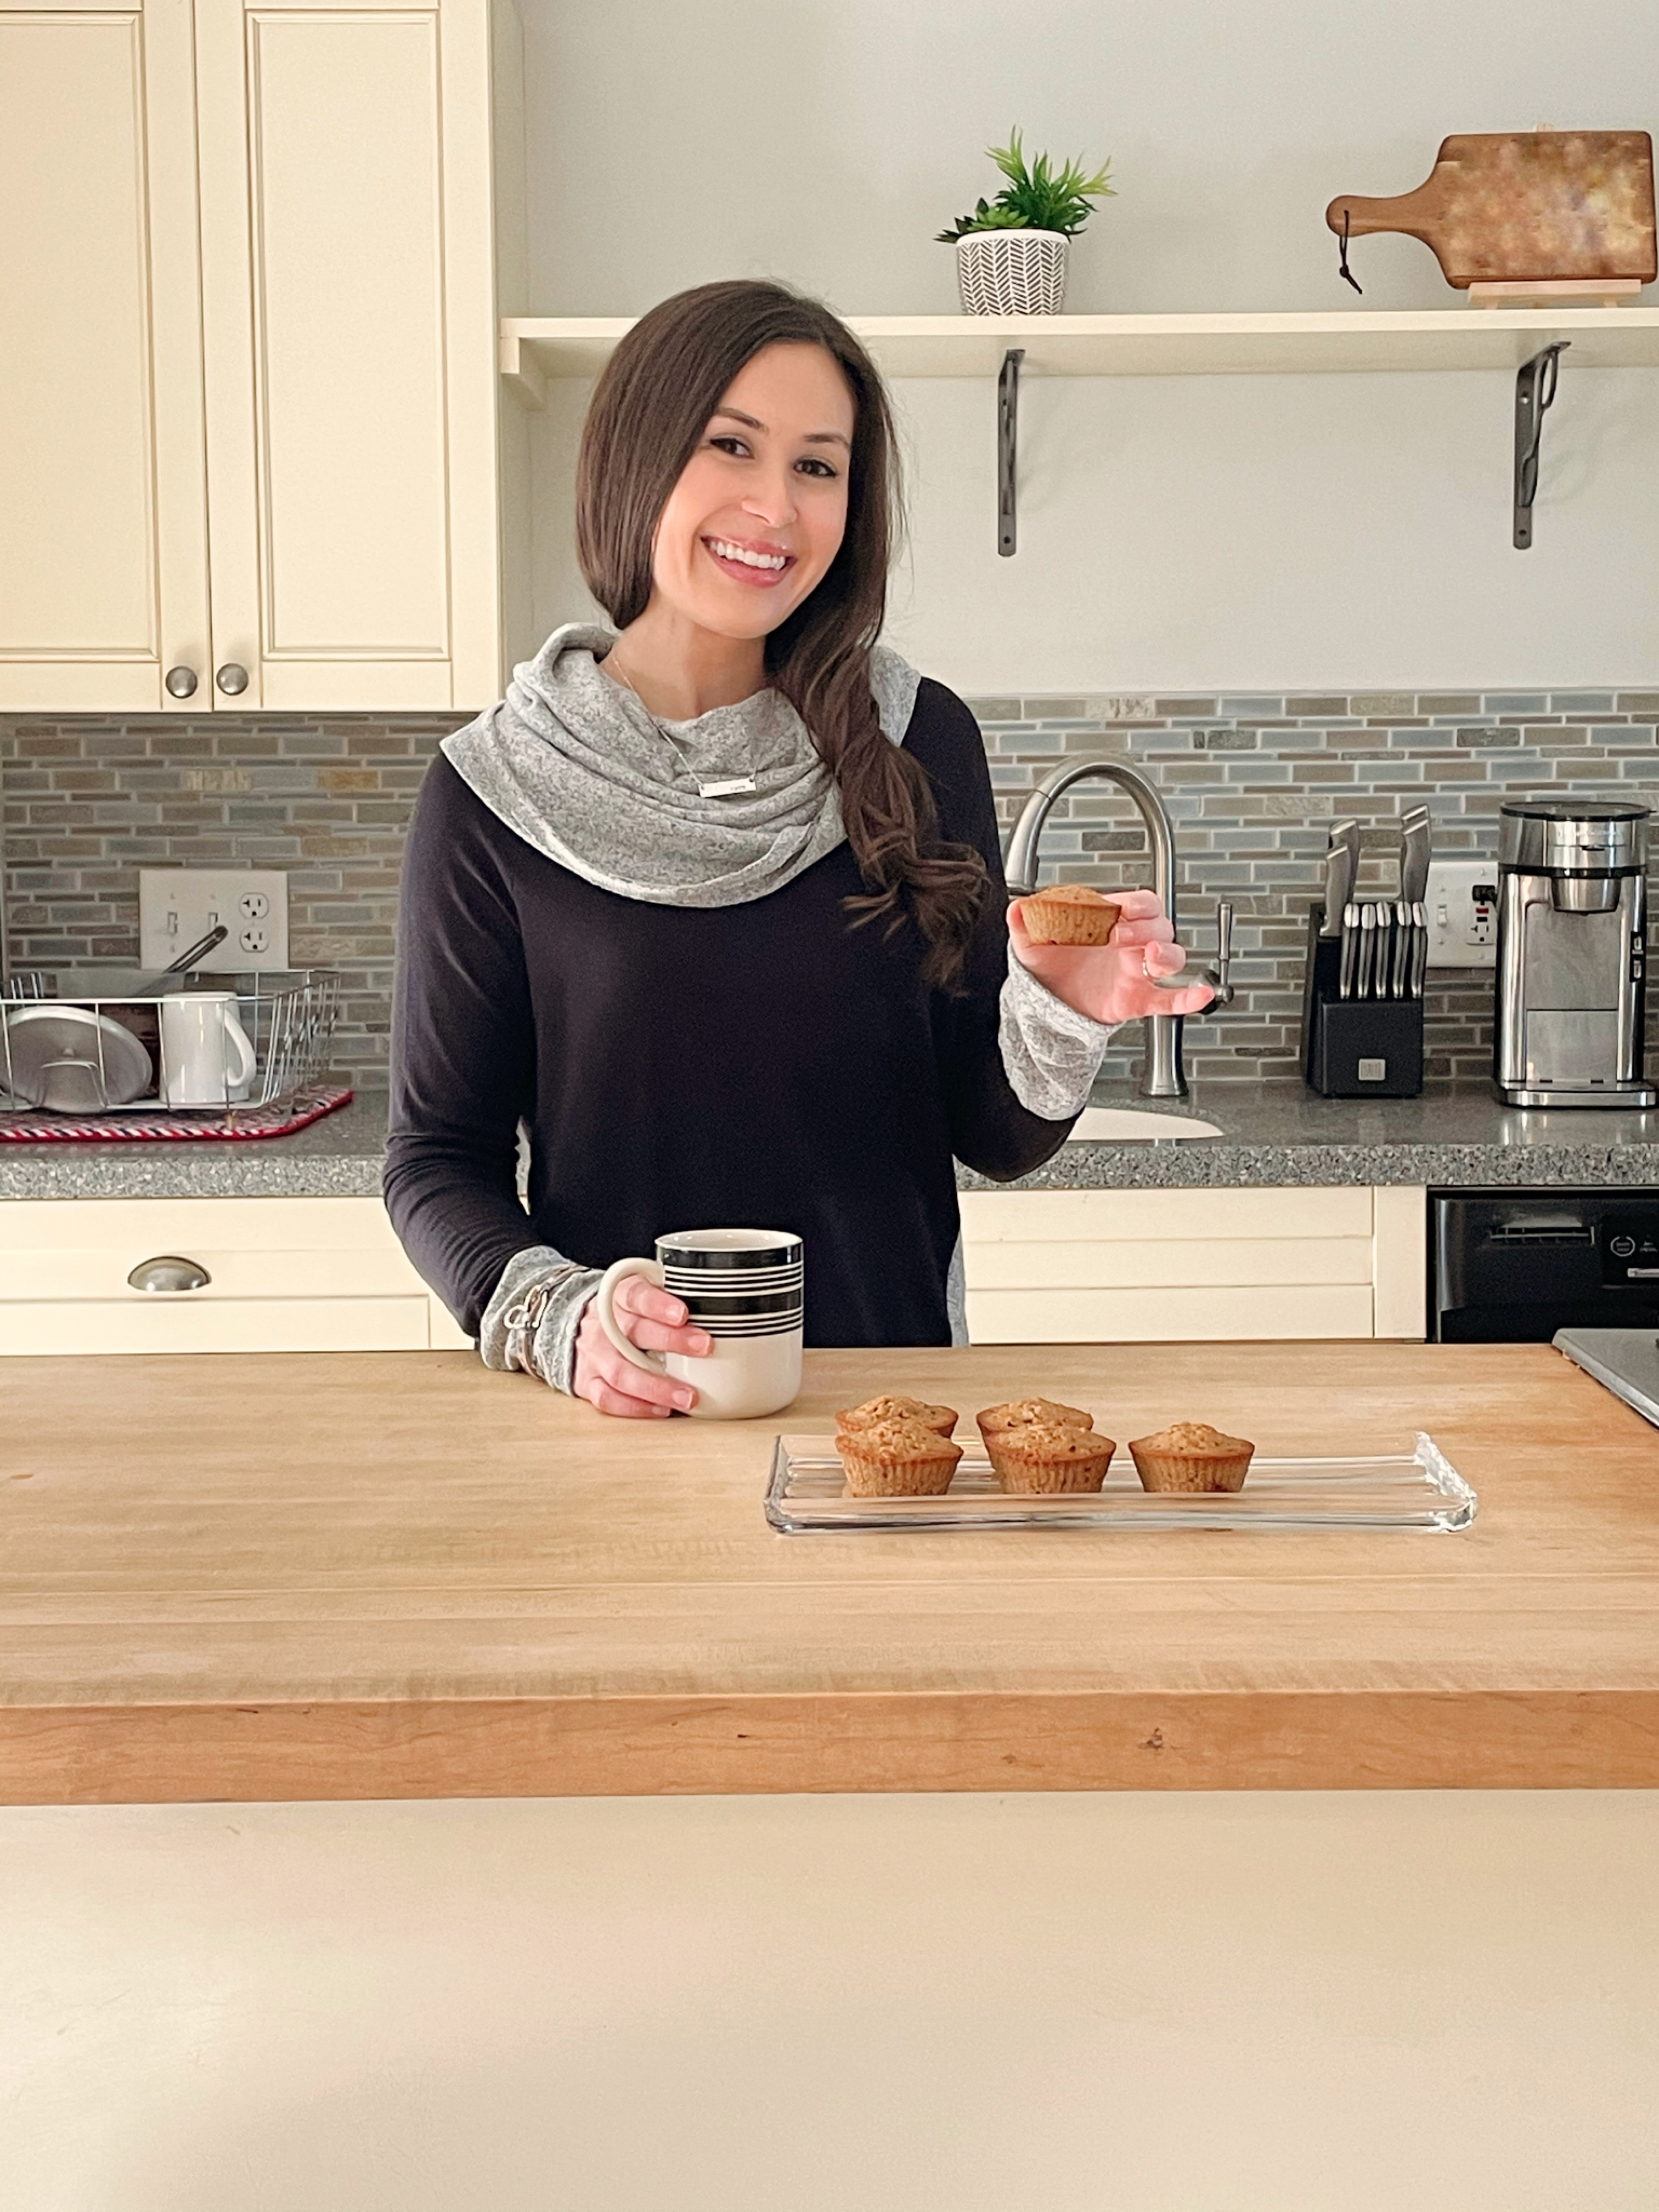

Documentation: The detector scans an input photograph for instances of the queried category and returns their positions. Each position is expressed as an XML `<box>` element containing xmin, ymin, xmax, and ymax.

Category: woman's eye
<box><xmin>706</xmin><ymin>434</ymin><xmax>836</xmax><ymax>480</ymax></box>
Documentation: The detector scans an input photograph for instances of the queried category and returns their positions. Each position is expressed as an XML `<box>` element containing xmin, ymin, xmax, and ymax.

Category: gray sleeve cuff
<box><xmin>478</xmin><ymin>1244</ymin><xmax>603</xmax><ymax>1395</ymax></box>
<box><xmin>998</xmin><ymin>944</ymin><xmax>1118</xmax><ymax>1120</ymax></box>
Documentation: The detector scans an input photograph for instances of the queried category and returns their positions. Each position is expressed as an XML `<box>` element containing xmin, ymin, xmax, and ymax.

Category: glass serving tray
<box><xmin>765</xmin><ymin>1432</ymin><xmax>1477</xmax><ymax>1534</ymax></box>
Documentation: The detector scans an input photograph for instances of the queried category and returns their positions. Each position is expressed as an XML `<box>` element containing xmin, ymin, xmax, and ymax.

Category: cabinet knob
<box><xmin>215</xmin><ymin>662</ymin><xmax>250</xmax><ymax>697</ymax></box>
<box><xmin>127</xmin><ymin>1255</ymin><xmax>211</xmax><ymax>1295</ymax></box>
<box><xmin>164</xmin><ymin>664</ymin><xmax>199</xmax><ymax>699</ymax></box>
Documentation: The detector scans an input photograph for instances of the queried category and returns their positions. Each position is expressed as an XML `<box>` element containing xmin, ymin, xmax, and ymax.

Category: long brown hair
<box><xmin>574</xmin><ymin>279</ymin><xmax>988</xmax><ymax>988</ymax></box>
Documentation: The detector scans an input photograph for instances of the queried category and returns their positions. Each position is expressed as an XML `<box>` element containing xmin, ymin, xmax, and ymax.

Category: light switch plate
<box><xmin>138</xmin><ymin>870</ymin><xmax>290</xmax><ymax>973</ymax></box>
<box><xmin>1424</xmin><ymin>860</ymin><xmax>1499</xmax><ymax>969</ymax></box>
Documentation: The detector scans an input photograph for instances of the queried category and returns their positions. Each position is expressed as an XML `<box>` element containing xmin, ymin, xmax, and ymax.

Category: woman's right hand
<box><xmin>571</xmin><ymin>1272</ymin><xmax>713</xmax><ymax>1418</ymax></box>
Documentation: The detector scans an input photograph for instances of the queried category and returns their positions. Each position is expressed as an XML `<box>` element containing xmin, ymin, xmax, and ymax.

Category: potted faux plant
<box><xmin>936</xmin><ymin>128</ymin><xmax>1115</xmax><ymax>315</ymax></box>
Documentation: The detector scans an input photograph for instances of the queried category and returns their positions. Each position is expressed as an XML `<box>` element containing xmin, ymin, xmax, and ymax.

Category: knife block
<box><xmin>1300</xmin><ymin>907</ymin><xmax>1424</xmax><ymax>1098</ymax></box>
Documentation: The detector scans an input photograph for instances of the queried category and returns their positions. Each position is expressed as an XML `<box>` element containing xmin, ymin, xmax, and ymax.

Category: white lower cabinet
<box><xmin>2</xmin><ymin>1186</ymin><xmax>1426</xmax><ymax>1357</ymax></box>
<box><xmin>961</xmin><ymin>1185</ymin><xmax>1427</xmax><ymax>1344</ymax></box>
<box><xmin>0</xmin><ymin>1197</ymin><xmax>473</xmax><ymax>1356</ymax></box>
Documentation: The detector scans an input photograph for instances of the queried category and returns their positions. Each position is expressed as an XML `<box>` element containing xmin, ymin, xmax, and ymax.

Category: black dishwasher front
<box><xmin>1432</xmin><ymin>1189</ymin><xmax>1659</xmax><ymax>1341</ymax></box>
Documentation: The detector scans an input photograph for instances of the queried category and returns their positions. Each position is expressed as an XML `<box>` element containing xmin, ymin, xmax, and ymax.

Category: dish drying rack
<box><xmin>0</xmin><ymin>969</ymin><xmax>349</xmax><ymax>1142</ymax></box>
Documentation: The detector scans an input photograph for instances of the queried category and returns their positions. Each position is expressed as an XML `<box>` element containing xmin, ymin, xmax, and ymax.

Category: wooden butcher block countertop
<box><xmin>4</xmin><ymin>1342</ymin><xmax>1658</xmax><ymax>1803</ymax></box>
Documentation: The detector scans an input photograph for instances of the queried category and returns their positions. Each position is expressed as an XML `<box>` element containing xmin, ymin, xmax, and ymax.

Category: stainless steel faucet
<box><xmin>1004</xmin><ymin>758</ymin><xmax>1232</xmax><ymax>1101</ymax></box>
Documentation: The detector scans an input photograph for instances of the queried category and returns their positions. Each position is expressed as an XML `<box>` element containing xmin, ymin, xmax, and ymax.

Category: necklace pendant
<box><xmin>697</xmin><ymin>776</ymin><xmax>757</xmax><ymax>798</ymax></box>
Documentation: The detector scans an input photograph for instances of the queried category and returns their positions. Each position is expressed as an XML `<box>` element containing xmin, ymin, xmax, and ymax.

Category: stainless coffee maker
<box><xmin>1494</xmin><ymin>799</ymin><xmax>1654</xmax><ymax>1108</ymax></box>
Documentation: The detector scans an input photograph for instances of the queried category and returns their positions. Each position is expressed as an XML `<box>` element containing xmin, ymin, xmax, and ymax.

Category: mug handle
<box><xmin>594</xmin><ymin>1256</ymin><xmax>668</xmax><ymax>1378</ymax></box>
<box><xmin>222</xmin><ymin>1009</ymin><xmax>256</xmax><ymax>1093</ymax></box>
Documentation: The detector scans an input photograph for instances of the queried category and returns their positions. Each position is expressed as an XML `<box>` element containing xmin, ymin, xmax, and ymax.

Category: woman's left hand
<box><xmin>1009</xmin><ymin>888</ymin><xmax>1215</xmax><ymax>1025</ymax></box>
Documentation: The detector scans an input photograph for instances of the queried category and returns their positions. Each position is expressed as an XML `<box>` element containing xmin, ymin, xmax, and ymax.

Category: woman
<box><xmin>385</xmin><ymin>279</ymin><xmax>1210</xmax><ymax>1418</ymax></box>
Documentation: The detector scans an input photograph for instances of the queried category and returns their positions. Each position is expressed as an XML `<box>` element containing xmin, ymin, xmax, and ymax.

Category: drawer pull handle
<box><xmin>127</xmin><ymin>1256</ymin><xmax>211</xmax><ymax>1295</ymax></box>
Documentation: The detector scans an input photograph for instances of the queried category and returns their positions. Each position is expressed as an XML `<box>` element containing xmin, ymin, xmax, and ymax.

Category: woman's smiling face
<box><xmin>648</xmin><ymin>341</ymin><xmax>856</xmax><ymax>640</ymax></box>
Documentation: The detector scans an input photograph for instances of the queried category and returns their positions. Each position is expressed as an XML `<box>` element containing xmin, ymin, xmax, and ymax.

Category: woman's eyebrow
<box><xmin>710</xmin><ymin>407</ymin><xmax>851</xmax><ymax>450</ymax></box>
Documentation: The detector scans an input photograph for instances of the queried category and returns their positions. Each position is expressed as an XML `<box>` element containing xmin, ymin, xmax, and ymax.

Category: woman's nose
<box><xmin>742</xmin><ymin>466</ymin><xmax>798</xmax><ymax>528</ymax></box>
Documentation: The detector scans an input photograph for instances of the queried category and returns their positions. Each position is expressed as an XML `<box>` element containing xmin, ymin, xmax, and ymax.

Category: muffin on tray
<box><xmin>1019</xmin><ymin>884</ymin><xmax>1124</xmax><ymax>947</ymax></box>
<box><xmin>836</xmin><ymin>1415</ymin><xmax>964</xmax><ymax>1498</ymax></box>
<box><xmin>976</xmin><ymin>1397</ymin><xmax>1094</xmax><ymax>1479</ymax></box>
<box><xmin>835</xmin><ymin>1392</ymin><xmax>958</xmax><ymax>1440</ymax></box>
<box><xmin>1127</xmin><ymin>1421</ymin><xmax>1255</xmax><ymax>1493</ymax></box>
<box><xmin>993</xmin><ymin>1421</ymin><xmax>1118</xmax><ymax>1495</ymax></box>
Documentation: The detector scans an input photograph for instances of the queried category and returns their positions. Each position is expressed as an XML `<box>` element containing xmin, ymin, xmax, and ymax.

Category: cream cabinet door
<box><xmin>194</xmin><ymin>0</ymin><xmax>501</xmax><ymax>711</ymax></box>
<box><xmin>0</xmin><ymin>0</ymin><xmax>211</xmax><ymax>711</ymax></box>
<box><xmin>0</xmin><ymin>1195</ymin><xmax>475</xmax><ymax>1354</ymax></box>
<box><xmin>961</xmin><ymin>1186</ymin><xmax>1427</xmax><ymax>1344</ymax></box>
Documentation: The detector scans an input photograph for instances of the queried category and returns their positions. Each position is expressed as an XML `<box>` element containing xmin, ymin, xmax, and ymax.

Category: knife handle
<box><xmin>1376</xmin><ymin>902</ymin><xmax>1394</xmax><ymax>999</ymax></box>
<box><xmin>1319</xmin><ymin>861</ymin><xmax>1344</xmax><ymax>939</ymax></box>
<box><xmin>1391</xmin><ymin>900</ymin><xmax>1411</xmax><ymax>998</ymax></box>
<box><xmin>1322</xmin><ymin>821</ymin><xmax>1358</xmax><ymax>937</ymax></box>
<box><xmin>1410</xmin><ymin>899</ymin><xmax>1429</xmax><ymax>999</ymax></box>
<box><xmin>1338</xmin><ymin>902</ymin><xmax>1358</xmax><ymax>1000</ymax></box>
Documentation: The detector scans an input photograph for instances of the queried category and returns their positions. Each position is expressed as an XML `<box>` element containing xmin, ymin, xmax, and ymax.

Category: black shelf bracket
<box><xmin>1514</xmin><ymin>341</ymin><xmax>1569</xmax><ymax>550</ymax></box>
<box><xmin>997</xmin><ymin>347</ymin><xmax>1024</xmax><ymax>557</ymax></box>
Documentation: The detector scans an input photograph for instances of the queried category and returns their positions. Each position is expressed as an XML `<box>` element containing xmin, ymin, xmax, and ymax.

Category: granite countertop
<box><xmin>5</xmin><ymin>1082</ymin><xmax>1659</xmax><ymax>1200</ymax></box>
<box><xmin>963</xmin><ymin>1080</ymin><xmax>1659</xmax><ymax>1190</ymax></box>
<box><xmin>0</xmin><ymin>1090</ymin><xmax>392</xmax><ymax>1199</ymax></box>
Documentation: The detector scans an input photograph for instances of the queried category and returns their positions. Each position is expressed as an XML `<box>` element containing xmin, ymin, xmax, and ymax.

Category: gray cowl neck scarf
<box><xmin>442</xmin><ymin>622</ymin><xmax>922</xmax><ymax>907</ymax></box>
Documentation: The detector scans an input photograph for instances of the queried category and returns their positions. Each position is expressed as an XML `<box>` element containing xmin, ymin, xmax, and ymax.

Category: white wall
<box><xmin>6</xmin><ymin>1791</ymin><xmax>1659</xmax><ymax>2212</ymax></box>
<box><xmin>514</xmin><ymin>0</ymin><xmax>1659</xmax><ymax>690</ymax></box>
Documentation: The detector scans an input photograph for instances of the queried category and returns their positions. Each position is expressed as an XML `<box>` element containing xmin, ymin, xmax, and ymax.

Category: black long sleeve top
<box><xmin>383</xmin><ymin>676</ymin><xmax>1076</xmax><ymax>1347</ymax></box>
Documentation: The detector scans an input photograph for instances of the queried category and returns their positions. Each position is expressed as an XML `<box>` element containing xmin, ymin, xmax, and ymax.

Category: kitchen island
<box><xmin>7</xmin><ymin>1339</ymin><xmax>1657</xmax><ymax>1804</ymax></box>
<box><xmin>8</xmin><ymin>1342</ymin><xmax>1659</xmax><ymax>2212</ymax></box>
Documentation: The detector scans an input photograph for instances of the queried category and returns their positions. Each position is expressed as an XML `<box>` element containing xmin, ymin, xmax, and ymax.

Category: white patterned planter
<box><xmin>953</xmin><ymin>229</ymin><xmax>1070</xmax><ymax>315</ymax></box>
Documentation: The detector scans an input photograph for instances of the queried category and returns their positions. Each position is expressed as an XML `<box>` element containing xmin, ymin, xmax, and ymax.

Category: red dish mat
<box><xmin>0</xmin><ymin>1085</ymin><xmax>354</xmax><ymax>1143</ymax></box>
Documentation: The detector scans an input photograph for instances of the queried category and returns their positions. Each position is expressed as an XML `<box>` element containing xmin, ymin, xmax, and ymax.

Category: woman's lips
<box><xmin>702</xmin><ymin>538</ymin><xmax>796</xmax><ymax>589</ymax></box>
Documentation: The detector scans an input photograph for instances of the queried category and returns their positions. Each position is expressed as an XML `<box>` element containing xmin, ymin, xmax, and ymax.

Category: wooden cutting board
<box><xmin>1327</xmin><ymin>131</ymin><xmax>1656</xmax><ymax>287</ymax></box>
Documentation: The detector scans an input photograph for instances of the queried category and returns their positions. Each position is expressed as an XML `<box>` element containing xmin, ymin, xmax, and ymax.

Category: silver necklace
<box><xmin>604</xmin><ymin>646</ymin><xmax>758</xmax><ymax>798</ymax></box>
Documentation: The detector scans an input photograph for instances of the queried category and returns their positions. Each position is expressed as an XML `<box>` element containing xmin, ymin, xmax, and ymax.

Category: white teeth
<box><xmin>707</xmin><ymin>537</ymin><xmax>787</xmax><ymax>571</ymax></box>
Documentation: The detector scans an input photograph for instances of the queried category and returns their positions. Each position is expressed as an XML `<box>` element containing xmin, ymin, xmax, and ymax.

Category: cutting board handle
<box><xmin>1327</xmin><ymin>180</ymin><xmax>1445</xmax><ymax>242</ymax></box>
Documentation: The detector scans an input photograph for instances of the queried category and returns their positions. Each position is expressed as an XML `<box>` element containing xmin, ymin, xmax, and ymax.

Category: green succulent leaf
<box><xmin>939</xmin><ymin>124</ymin><xmax>1116</xmax><ymax>241</ymax></box>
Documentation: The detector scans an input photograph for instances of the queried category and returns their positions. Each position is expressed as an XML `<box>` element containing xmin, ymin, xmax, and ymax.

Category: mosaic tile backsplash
<box><xmin>0</xmin><ymin>713</ymin><xmax>455</xmax><ymax>1088</ymax></box>
<box><xmin>5</xmin><ymin>688</ymin><xmax>1659</xmax><ymax>1088</ymax></box>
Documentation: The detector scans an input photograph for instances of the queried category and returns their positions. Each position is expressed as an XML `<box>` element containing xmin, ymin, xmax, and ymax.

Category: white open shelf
<box><xmin>499</xmin><ymin>307</ymin><xmax>1659</xmax><ymax>405</ymax></box>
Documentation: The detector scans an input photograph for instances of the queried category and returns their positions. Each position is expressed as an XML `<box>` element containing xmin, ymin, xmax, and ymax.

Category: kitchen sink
<box><xmin>1064</xmin><ymin>1105</ymin><xmax>1223</xmax><ymax>1142</ymax></box>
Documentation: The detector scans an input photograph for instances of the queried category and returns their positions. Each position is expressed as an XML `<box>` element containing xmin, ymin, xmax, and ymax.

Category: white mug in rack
<box><xmin>157</xmin><ymin>992</ymin><xmax>257</xmax><ymax>1107</ymax></box>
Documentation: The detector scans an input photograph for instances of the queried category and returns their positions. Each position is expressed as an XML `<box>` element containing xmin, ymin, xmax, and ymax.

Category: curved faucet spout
<box><xmin>1005</xmin><ymin>758</ymin><xmax>1177</xmax><ymax>930</ymax></box>
<box><xmin>1005</xmin><ymin>757</ymin><xmax>1187</xmax><ymax>1099</ymax></box>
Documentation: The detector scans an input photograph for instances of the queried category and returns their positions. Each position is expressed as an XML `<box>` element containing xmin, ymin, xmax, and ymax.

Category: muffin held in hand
<box><xmin>993</xmin><ymin>1421</ymin><xmax>1118</xmax><ymax>1495</ymax></box>
<box><xmin>1020</xmin><ymin>884</ymin><xmax>1124</xmax><ymax>947</ymax></box>
<box><xmin>835</xmin><ymin>1392</ymin><xmax>958</xmax><ymax>1440</ymax></box>
<box><xmin>1128</xmin><ymin>1421</ymin><xmax>1255</xmax><ymax>1493</ymax></box>
<box><xmin>836</xmin><ymin>1416</ymin><xmax>964</xmax><ymax>1498</ymax></box>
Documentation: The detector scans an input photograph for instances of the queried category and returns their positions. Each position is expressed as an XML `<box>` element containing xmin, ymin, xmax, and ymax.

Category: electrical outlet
<box><xmin>1424</xmin><ymin>860</ymin><xmax>1499</xmax><ymax>969</ymax></box>
<box><xmin>138</xmin><ymin>870</ymin><xmax>290</xmax><ymax>973</ymax></box>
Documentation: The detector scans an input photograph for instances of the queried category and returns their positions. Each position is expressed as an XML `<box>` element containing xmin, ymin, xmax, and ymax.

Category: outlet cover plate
<box><xmin>1424</xmin><ymin>860</ymin><xmax>1499</xmax><ymax>969</ymax></box>
<box><xmin>138</xmin><ymin>870</ymin><xmax>290</xmax><ymax>973</ymax></box>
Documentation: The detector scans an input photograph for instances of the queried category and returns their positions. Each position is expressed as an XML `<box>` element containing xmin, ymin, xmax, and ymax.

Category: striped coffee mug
<box><xmin>595</xmin><ymin>1228</ymin><xmax>803</xmax><ymax>1420</ymax></box>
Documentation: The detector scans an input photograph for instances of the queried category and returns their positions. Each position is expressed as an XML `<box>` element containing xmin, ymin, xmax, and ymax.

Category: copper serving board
<box><xmin>765</xmin><ymin>1433</ymin><xmax>1477</xmax><ymax>1533</ymax></box>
